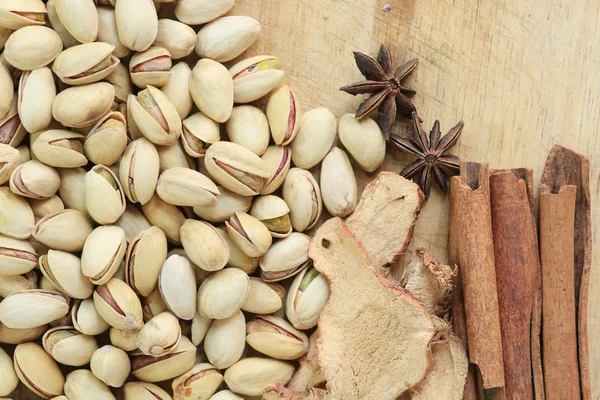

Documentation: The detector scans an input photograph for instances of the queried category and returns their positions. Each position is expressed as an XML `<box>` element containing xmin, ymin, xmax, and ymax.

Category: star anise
<box><xmin>340</xmin><ymin>44</ymin><xmax>418</xmax><ymax>137</ymax></box>
<box><xmin>390</xmin><ymin>112</ymin><xmax>463</xmax><ymax>199</ymax></box>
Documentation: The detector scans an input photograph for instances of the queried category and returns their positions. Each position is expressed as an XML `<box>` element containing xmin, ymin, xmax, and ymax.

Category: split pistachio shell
<box><xmin>320</xmin><ymin>147</ymin><xmax>357</xmax><ymax>217</ymax></box>
<box><xmin>57</xmin><ymin>168</ymin><xmax>87</xmax><ymax>213</ymax></box>
<box><xmin>129</xmin><ymin>86</ymin><xmax>182</xmax><ymax>145</ymax></box>
<box><xmin>72</xmin><ymin>298</ymin><xmax>110</xmax><ymax>336</ymax></box>
<box><xmin>181</xmin><ymin>111</ymin><xmax>220</xmax><ymax>158</ymax></box>
<box><xmin>155</xmin><ymin>19</ymin><xmax>196</xmax><ymax>60</ymax></box>
<box><xmin>52</xmin><ymin>82</ymin><xmax>114</xmax><ymax>128</ymax></box>
<box><xmin>141</xmin><ymin>194</ymin><xmax>186</xmax><ymax>244</ymax></box>
<box><xmin>115</xmin><ymin>0</ymin><xmax>158</xmax><ymax>51</ymax></box>
<box><xmin>266</xmin><ymin>84</ymin><xmax>301</xmax><ymax>145</ymax></box>
<box><xmin>210</xmin><ymin>391</ymin><xmax>243</xmax><ymax>400</ymax></box>
<box><xmin>204</xmin><ymin>310</ymin><xmax>246</xmax><ymax>369</ymax></box>
<box><xmin>260</xmin><ymin>145</ymin><xmax>291</xmax><ymax>195</ymax></box>
<box><xmin>130</xmin><ymin>46</ymin><xmax>172</xmax><ymax>88</ymax></box>
<box><xmin>180</xmin><ymin>219</ymin><xmax>229</xmax><ymax>272</ymax></box>
<box><xmin>190</xmin><ymin>59</ymin><xmax>233</xmax><ymax>123</ymax></box>
<box><xmin>226</xmin><ymin>212</ymin><xmax>272</xmax><ymax>258</ymax></box>
<box><xmin>291</xmin><ymin>107</ymin><xmax>337</xmax><ymax>169</ymax></box>
<box><xmin>0</xmin><ymin>289</ymin><xmax>69</xmax><ymax>329</ymax></box>
<box><xmin>286</xmin><ymin>267</ymin><xmax>329</xmax><ymax>330</ymax></box>
<box><xmin>136</xmin><ymin>311</ymin><xmax>181</xmax><ymax>356</ymax></box>
<box><xmin>46</xmin><ymin>0</ymin><xmax>78</xmax><ymax>49</ymax></box>
<box><xmin>226</xmin><ymin>106</ymin><xmax>270</xmax><ymax>156</ymax></box>
<box><xmin>55</xmin><ymin>0</ymin><xmax>98</xmax><ymax>43</ymax></box>
<box><xmin>0</xmin><ymin>346</ymin><xmax>17</xmax><ymax>396</ymax></box>
<box><xmin>197</xmin><ymin>268</ymin><xmax>249</xmax><ymax>320</ymax></box>
<box><xmin>215</xmin><ymin>228</ymin><xmax>258</xmax><ymax>274</ymax></box>
<box><xmin>0</xmin><ymin>271</ymin><xmax>37</xmax><ymax>298</ymax></box>
<box><xmin>39</xmin><ymin>275</ymin><xmax>59</xmax><ymax>292</ymax></box>
<box><xmin>159</xmin><ymin>254</ymin><xmax>197</xmax><ymax>320</ymax></box>
<box><xmin>13</xmin><ymin>342</ymin><xmax>65</xmax><ymax>398</ymax></box>
<box><xmin>172</xmin><ymin>363</ymin><xmax>223</xmax><ymax>400</ymax></box>
<box><xmin>109</xmin><ymin>327</ymin><xmax>139</xmax><ymax>351</ymax></box>
<box><xmin>9</xmin><ymin>160</ymin><xmax>59</xmax><ymax>200</ymax></box>
<box><xmin>116</xmin><ymin>204</ymin><xmax>152</xmax><ymax>243</ymax></box>
<box><xmin>124</xmin><ymin>381</ymin><xmax>172</xmax><ymax>400</ymax></box>
<box><xmin>205</xmin><ymin>141</ymin><xmax>270</xmax><ymax>196</ymax></box>
<box><xmin>97</xmin><ymin>6</ymin><xmax>130</xmax><ymax>58</ymax></box>
<box><xmin>64</xmin><ymin>369</ymin><xmax>115</xmax><ymax>400</ymax></box>
<box><xmin>0</xmin><ymin>322</ymin><xmax>46</xmax><ymax>344</ymax></box>
<box><xmin>161</xmin><ymin>62</ymin><xmax>193</xmax><ymax>119</ymax></box>
<box><xmin>241</xmin><ymin>278</ymin><xmax>284</xmax><ymax>314</ymax></box>
<box><xmin>0</xmin><ymin>0</ymin><xmax>46</xmax><ymax>30</ymax></box>
<box><xmin>33</xmin><ymin>209</ymin><xmax>94</xmax><ymax>252</ymax></box>
<box><xmin>174</xmin><ymin>0</ymin><xmax>234</xmax><ymax>25</ymax></box>
<box><xmin>191</xmin><ymin>312</ymin><xmax>212</xmax><ymax>346</ymax></box>
<box><xmin>259</xmin><ymin>233</ymin><xmax>310</xmax><ymax>282</ymax></box>
<box><xmin>142</xmin><ymin>285</ymin><xmax>169</xmax><ymax>322</ymax></box>
<box><xmin>85</xmin><ymin>165</ymin><xmax>126</xmax><ymax>224</ymax></box>
<box><xmin>119</xmin><ymin>138</ymin><xmax>160</xmax><ymax>205</ymax></box>
<box><xmin>131</xmin><ymin>335</ymin><xmax>196</xmax><ymax>383</ymax></box>
<box><xmin>42</xmin><ymin>325</ymin><xmax>98</xmax><ymax>366</ymax></box>
<box><xmin>0</xmin><ymin>97</ymin><xmax>27</xmax><ymax>147</ymax></box>
<box><xmin>0</xmin><ymin>187</ymin><xmax>35</xmax><ymax>239</ymax></box>
<box><xmin>18</xmin><ymin>67</ymin><xmax>56</xmax><ymax>133</ymax></box>
<box><xmin>246</xmin><ymin>315</ymin><xmax>309</xmax><ymax>360</ymax></box>
<box><xmin>93</xmin><ymin>278</ymin><xmax>144</xmax><ymax>331</ymax></box>
<box><xmin>193</xmin><ymin>186</ymin><xmax>252</xmax><ymax>223</ymax></box>
<box><xmin>90</xmin><ymin>345</ymin><xmax>131</xmax><ymax>388</ymax></box>
<box><xmin>0</xmin><ymin>144</ymin><xmax>19</xmax><ymax>185</ymax></box>
<box><xmin>39</xmin><ymin>250</ymin><xmax>94</xmax><ymax>299</ymax></box>
<box><xmin>52</xmin><ymin>42</ymin><xmax>119</xmax><ymax>85</ymax></box>
<box><xmin>338</xmin><ymin>113</ymin><xmax>386</xmax><ymax>172</ymax></box>
<box><xmin>84</xmin><ymin>111</ymin><xmax>128</xmax><ymax>166</ymax></box>
<box><xmin>81</xmin><ymin>226</ymin><xmax>127</xmax><ymax>285</ymax></box>
<box><xmin>195</xmin><ymin>16</ymin><xmax>260</xmax><ymax>63</ymax></box>
<box><xmin>125</xmin><ymin>226</ymin><xmax>168</xmax><ymax>296</ymax></box>
<box><xmin>0</xmin><ymin>63</ymin><xmax>11</xmax><ymax>119</ymax></box>
<box><xmin>32</xmin><ymin>130</ymin><xmax>87</xmax><ymax>168</ymax></box>
<box><xmin>282</xmin><ymin>168</ymin><xmax>322</xmax><ymax>232</ymax></box>
<box><xmin>250</xmin><ymin>195</ymin><xmax>292</xmax><ymax>238</ymax></box>
<box><xmin>230</xmin><ymin>55</ymin><xmax>285</xmax><ymax>103</ymax></box>
<box><xmin>157</xmin><ymin>168</ymin><xmax>219</xmax><ymax>207</ymax></box>
<box><xmin>106</xmin><ymin>63</ymin><xmax>133</xmax><ymax>103</ymax></box>
<box><xmin>4</xmin><ymin>26</ymin><xmax>62</xmax><ymax>70</ymax></box>
<box><xmin>224</xmin><ymin>357</ymin><xmax>294</xmax><ymax>396</ymax></box>
<box><xmin>0</xmin><ymin>235</ymin><xmax>37</xmax><ymax>275</ymax></box>
<box><xmin>157</xmin><ymin>139</ymin><xmax>196</xmax><ymax>172</ymax></box>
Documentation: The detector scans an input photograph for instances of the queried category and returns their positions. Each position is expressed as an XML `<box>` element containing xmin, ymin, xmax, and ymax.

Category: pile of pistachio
<box><xmin>0</xmin><ymin>0</ymin><xmax>388</xmax><ymax>399</ymax></box>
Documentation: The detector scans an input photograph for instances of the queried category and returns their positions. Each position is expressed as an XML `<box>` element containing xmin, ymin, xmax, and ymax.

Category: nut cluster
<box><xmin>0</xmin><ymin>0</ymin><xmax>388</xmax><ymax>399</ymax></box>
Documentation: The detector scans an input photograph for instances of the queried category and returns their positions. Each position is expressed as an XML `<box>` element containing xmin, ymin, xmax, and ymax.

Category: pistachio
<box><xmin>32</xmin><ymin>130</ymin><xmax>87</xmax><ymax>168</ymax></box>
<box><xmin>259</xmin><ymin>233</ymin><xmax>311</xmax><ymax>282</ymax></box>
<box><xmin>85</xmin><ymin>165</ymin><xmax>126</xmax><ymax>224</ymax></box>
<box><xmin>0</xmin><ymin>187</ymin><xmax>35</xmax><ymax>240</ymax></box>
<box><xmin>0</xmin><ymin>347</ymin><xmax>17</xmax><ymax>396</ymax></box>
<box><xmin>215</xmin><ymin>227</ymin><xmax>258</xmax><ymax>273</ymax></box>
<box><xmin>0</xmin><ymin>0</ymin><xmax>46</xmax><ymax>30</ymax></box>
<box><xmin>210</xmin><ymin>391</ymin><xmax>243</xmax><ymax>400</ymax></box>
<box><xmin>204</xmin><ymin>309</ymin><xmax>246</xmax><ymax>369</ymax></box>
<box><xmin>84</xmin><ymin>112</ymin><xmax>128</xmax><ymax>166</ymax></box>
<box><xmin>97</xmin><ymin>5</ymin><xmax>130</xmax><ymax>58</ymax></box>
<box><xmin>193</xmin><ymin>186</ymin><xmax>252</xmax><ymax>223</ymax></box>
<box><xmin>49</xmin><ymin>304</ymin><xmax>73</xmax><ymax>328</ymax></box>
<box><xmin>291</xmin><ymin>107</ymin><xmax>337</xmax><ymax>169</ymax></box>
<box><xmin>0</xmin><ymin>322</ymin><xmax>46</xmax><ymax>344</ymax></box>
<box><xmin>267</xmin><ymin>84</ymin><xmax>301</xmax><ymax>145</ymax></box>
<box><xmin>52</xmin><ymin>82</ymin><xmax>114</xmax><ymax>128</ymax></box>
<box><xmin>137</xmin><ymin>311</ymin><xmax>181</xmax><ymax>356</ymax></box>
<box><xmin>46</xmin><ymin>0</ymin><xmax>78</xmax><ymax>49</ymax></box>
<box><xmin>286</xmin><ymin>267</ymin><xmax>330</xmax><ymax>330</ymax></box>
<box><xmin>0</xmin><ymin>271</ymin><xmax>37</xmax><ymax>298</ymax></box>
<box><xmin>52</xmin><ymin>42</ymin><xmax>119</xmax><ymax>85</ymax></box>
<box><xmin>0</xmin><ymin>289</ymin><xmax>69</xmax><ymax>329</ymax></box>
<box><xmin>93</xmin><ymin>278</ymin><xmax>144</xmax><ymax>331</ymax></box>
<box><xmin>159</xmin><ymin>62</ymin><xmax>193</xmax><ymax>120</ymax></box>
<box><xmin>0</xmin><ymin>63</ymin><xmax>11</xmax><ymax>120</ymax></box>
<box><xmin>106</xmin><ymin>63</ymin><xmax>133</xmax><ymax>103</ymax></box>
<box><xmin>119</xmin><ymin>138</ymin><xmax>160</xmax><ymax>205</ymax></box>
<box><xmin>180</xmin><ymin>219</ymin><xmax>229</xmax><ymax>272</ymax></box>
<box><xmin>224</xmin><ymin>357</ymin><xmax>294</xmax><ymax>396</ymax></box>
<box><xmin>157</xmin><ymin>168</ymin><xmax>219</xmax><ymax>207</ymax></box>
<box><xmin>250</xmin><ymin>195</ymin><xmax>292</xmax><ymax>238</ymax></box>
<box><xmin>109</xmin><ymin>327</ymin><xmax>139</xmax><ymax>352</ymax></box>
<box><xmin>141</xmin><ymin>194</ymin><xmax>187</xmax><ymax>244</ymax></box>
<box><xmin>64</xmin><ymin>369</ymin><xmax>115</xmax><ymax>400</ymax></box>
<box><xmin>320</xmin><ymin>147</ymin><xmax>357</xmax><ymax>217</ymax></box>
<box><xmin>157</xmin><ymin>139</ymin><xmax>196</xmax><ymax>172</ymax></box>
<box><xmin>131</xmin><ymin>335</ymin><xmax>196</xmax><ymax>383</ymax></box>
<box><xmin>124</xmin><ymin>381</ymin><xmax>172</xmax><ymax>400</ymax></box>
<box><xmin>125</xmin><ymin>226</ymin><xmax>167</xmax><ymax>296</ymax></box>
<box><xmin>39</xmin><ymin>275</ymin><xmax>59</xmax><ymax>292</ymax></box>
<box><xmin>172</xmin><ymin>363</ymin><xmax>223</xmax><ymax>400</ymax></box>
<box><xmin>174</xmin><ymin>0</ymin><xmax>234</xmax><ymax>25</ymax></box>
<box><xmin>0</xmin><ymin>235</ymin><xmax>37</xmax><ymax>276</ymax></box>
<box><xmin>242</xmin><ymin>278</ymin><xmax>284</xmax><ymax>315</ymax></box>
<box><xmin>130</xmin><ymin>46</ymin><xmax>173</xmax><ymax>88</ymax></box>
<box><xmin>195</xmin><ymin>16</ymin><xmax>261</xmax><ymax>62</ymax></box>
<box><xmin>115</xmin><ymin>0</ymin><xmax>158</xmax><ymax>52</ymax></box>
<box><xmin>71</xmin><ymin>298</ymin><xmax>110</xmax><ymax>336</ymax></box>
<box><xmin>282</xmin><ymin>168</ymin><xmax>322</xmax><ymax>232</ymax></box>
<box><xmin>57</xmin><ymin>168</ymin><xmax>87</xmax><ymax>213</ymax></box>
<box><xmin>40</xmin><ymin>250</ymin><xmax>94</xmax><ymax>299</ymax></box>
<box><xmin>0</xmin><ymin>144</ymin><xmax>19</xmax><ymax>185</ymax></box>
<box><xmin>230</xmin><ymin>55</ymin><xmax>285</xmax><ymax>103</ymax></box>
<box><xmin>32</xmin><ymin>209</ymin><xmax>94</xmax><ymax>252</ymax></box>
<box><xmin>42</xmin><ymin>325</ymin><xmax>98</xmax><ymax>366</ymax></box>
<box><xmin>18</xmin><ymin>67</ymin><xmax>56</xmax><ymax>133</ymax></box>
<box><xmin>16</xmin><ymin>144</ymin><xmax>30</xmax><ymax>163</ymax></box>
<box><xmin>197</xmin><ymin>268</ymin><xmax>249</xmax><ymax>320</ymax></box>
<box><xmin>181</xmin><ymin>111</ymin><xmax>220</xmax><ymax>158</ymax></box>
<box><xmin>0</xmin><ymin>27</ymin><xmax>10</xmax><ymax>51</ymax></box>
<box><xmin>0</xmin><ymin>97</ymin><xmax>27</xmax><ymax>147</ymax></box>
<box><xmin>142</xmin><ymin>285</ymin><xmax>169</xmax><ymax>323</ymax></box>
<box><xmin>116</xmin><ymin>204</ymin><xmax>153</xmax><ymax>243</ymax></box>
<box><xmin>4</xmin><ymin>26</ymin><xmax>62</xmax><ymax>70</ymax></box>
<box><xmin>260</xmin><ymin>145</ymin><xmax>292</xmax><ymax>195</ymax></box>
<box><xmin>0</xmin><ymin>52</ymin><xmax>21</xmax><ymax>87</ymax></box>
<box><xmin>90</xmin><ymin>345</ymin><xmax>131</xmax><ymax>388</ymax></box>
<box><xmin>226</xmin><ymin>211</ymin><xmax>272</xmax><ymax>257</ymax></box>
<box><xmin>159</xmin><ymin>254</ymin><xmax>197</xmax><ymax>320</ymax></box>
<box><xmin>9</xmin><ymin>160</ymin><xmax>60</xmax><ymax>200</ymax></box>
<box><xmin>191</xmin><ymin>312</ymin><xmax>212</xmax><ymax>346</ymax></box>
<box><xmin>129</xmin><ymin>86</ymin><xmax>182</xmax><ymax>145</ymax></box>
<box><xmin>226</xmin><ymin>106</ymin><xmax>270</xmax><ymax>155</ymax></box>
<box><xmin>190</xmin><ymin>59</ymin><xmax>233</xmax><ymax>123</ymax></box>
<box><xmin>28</xmin><ymin>196</ymin><xmax>64</xmax><ymax>220</ymax></box>
<box><xmin>155</xmin><ymin>19</ymin><xmax>195</xmax><ymax>60</ymax></box>
<box><xmin>13</xmin><ymin>342</ymin><xmax>65</xmax><ymax>398</ymax></box>
<box><xmin>338</xmin><ymin>113</ymin><xmax>386</xmax><ymax>172</ymax></box>
<box><xmin>81</xmin><ymin>226</ymin><xmax>127</xmax><ymax>285</ymax></box>
<box><xmin>246</xmin><ymin>315</ymin><xmax>309</xmax><ymax>360</ymax></box>
<box><xmin>54</xmin><ymin>0</ymin><xmax>98</xmax><ymax>43</ymax></box>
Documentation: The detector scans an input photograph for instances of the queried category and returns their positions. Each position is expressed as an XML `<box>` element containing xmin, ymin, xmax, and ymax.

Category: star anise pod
<box><xmin>340</xmin><ymin>44</ymin><xmax>418</xmax><ymax>137</ymax></box>
<box><xmin>390</xmin><ymin>112</ymin><xmax>464</xmax><ymax>199</ymax></box>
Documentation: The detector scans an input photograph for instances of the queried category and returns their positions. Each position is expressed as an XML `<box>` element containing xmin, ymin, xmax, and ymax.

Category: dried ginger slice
<box><xmin>288</xmin><ymin>330</ymin><xmax>325</xmax><ymax>391</ymax></box>
<box><xmin>345</xmin><ymin>172</ymin><xmax>424</xmax><ymax>275</ymax></box>
<box><xmin>308</xmin><ymin>218</ymin><xmax>439</xmax><ymax>400</ymax></box>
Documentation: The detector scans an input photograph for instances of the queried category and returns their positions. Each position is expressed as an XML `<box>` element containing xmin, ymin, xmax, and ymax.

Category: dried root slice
<box><xmin>400</xmin><ymin>248</ymin><xmax>456</xmax><ymax>319</ymax></box>
<box><xmin>263</xmin><ymin>384</ymin><xmax>328</xmax><ymax>400</ymax></box>
<box><xmin>308</xmin><ymin>218</ymin><xmax>439</xmax><ymax>400</ymax></box>
<box><xmin>345</xmin><ymin>172</ymin><xmax>423</xmax><ymax>275</ymax></box>
<box><xmin>288</xmin><ymin>330</ymin><xmax>324</xmax><ymax>392</ymax></box>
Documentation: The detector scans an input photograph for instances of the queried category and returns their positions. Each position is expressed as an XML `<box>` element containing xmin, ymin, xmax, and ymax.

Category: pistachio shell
<box><xmin>32</xmin><ymin>209</ymin><xmax>94</xmax><ymax>252</ymax></box>
<box><xmin>52</xmin><ymin>82</ymin><xmax>114</xmax><ymax>128</ymax></box>
<box><xmin>0</xmin><ymin>0</ymin><xmax>47</xmax><ymax>30</ymax></box>
<box><xmin>338</xmin><ymin>113</ymin><xmax>386</xmax><ymax>172</ymax></box>
<box><xmin>119</xmin><ymin>138</ymin><xmax>160</xmax><ymax>205</ymax></box>
<box><xmin>0</xmin><ymin>144</ymin><xmax>19</xmax><ymax>185</ymax></box>
<box><xmin>191</xmin><ymin>312</ymin><xmax>212</xmax><ymax>346</ymax></box>
<box><xmin>115</xmin><ymin>0</ymin><xmax>158</xmax><ymax>52</ymax></box>
<box><xmin>116</xmin><ymin>204</ymin><xmax>153</xmax><ymax>243</ymax></box>
<box><xmin>55</xmin><ymin>0</ymin><xmax>98</xmax><ymax>43</ymax></box>
<box><xmin>142</xmin><ymin>285</ymin><xmax>169</xmax><ymax>323</ymax></box>
<box><xmin>157</xmin><ymin>139</ymin><xmax>196</xmax><ymax>172</ymax></box>
<box><xmin>229</xmin><ymin>55</ymin><xmax>285</xmax><ymax>103</ymax></box>
<box><xmin>179</xmin><ymin>219</ymin><xmax>228</xmax><ymax>272</ymax></box>
<box><xmin>0</xmin><ymin>187</ymin><xmax>35</xmax><ymax>239</ymax></box>
<box><xmin>90</xmin><ymin>345</ymin><xmax>131</xmax><ymax>388</ymax></box>
<box><xmin>124</xmin><ymin>381</ymin><xmax>172</xmax><ymax>400</ymax></box>
<box><xmin>291</xmin><ymin>107</ymin><xmax>337</xmax><ymax>169</ymax></box>
<box><xmin>215</xmin><ymin>228</ymin><xmax>258</xmax><ymax>274</ymax></box>
<box><xmin>155</xmin><ymin>19</ymin><xmax>195</xmax><ymax>60</ymax></box>
<box><xmin>226</xmin><ymin>212</ymin><xmax>272</xmax><ymax>258</ymax></box>
<box><xmin>0</xmin><ymin>271</ymin><xmax>37</xmax><ymax>298</ymax></box>
<box><xmin>97</xmin><ymin>6</ymin><xmax>130</xmax><ymax>58</ymax></box>
<box><xmin>157</xmin><ymin>168</ymin><xmax>219</xmax><ymax>207</ymax></box>
<box><xmin>204</xmin><ymin>309</ymin><xmax>245</xmax><ymax>369</ymax></box>
<box><xmin>16</xmin><ymin>144</ymin><xmax>30</xmax><ymax>163</ymax></box>
<box><xmin>0</xmin><ymin>235</ymin><xmax>37</xmax><ymax>275</ymax></box>
<box><xmin>195</xmin><ymin>16</ymin><xmax>260</xmax><ymax>63</ymax></box>
<box><xmin>161</xmin><ymin>61</ymin><xmax>193</xmax><ymax>119</ymax></box>
<box><xmin>259</xmin><ymin>233</ymin><xmax>310</xmax><ymax>282</ymax></box>
<box><xmin>190</xmin><ymin>59</ymin><xmax>233</xmax><ymax>123</ymax></box>
<box><xmin>85</xmin><ymin>165</ymin><xmax>126</xmax><ymax>224</ymax></box>
<box><xmin>245</xmin><ymin>315</ymin><xmax>309</xmax><ymax>360</ymax></box>
<box><xmin>260</xmin><ymin>145</ymin><xmax>292</xmax><ymax>195</ymax></box>
<box><xmin>241</xmin><ymin>278</ymin><xmax>284</xmax><ymax>314</ymax></box>
<box><xmin>46</xmin><ymin>0</ymin><xmax>78</xmax><ymax>49</ymax></box>
<box><xmin>320</xmin><ymin>147</ymin><xmax>357</xmax><ymax>217</ymax></box>
<box><xmin>109</xmin><ymin>327</ymin><xmax>139</xmax><ymax>351</ymax></box>
<box><xmin>14</xmin><ymin>342</ymin><xmax>65</xmax><ymax>398</ymax></box>
<box><xmin>4</xmin><ymin>26</ymin><xmax>62</xmax><ymax>70</ymax></box>
<box><xmin>81</xmin><ymin>226</ymin><xmax>127</xmax><ymax>285</ymax></box>
<box><xmin>181</xmin><ymin>111</ymin><xmax>220</xmax><ymax>158</ymax></box>
<box><xmin>226</xmin><ymin>106</ymin><xmax>270</xmax><ymax>156</ymax></box>
<box><xmin>210</xmin><ymin>391</ymin><xmax>243</xmax><ymax>400</ymax></box>
<box><xmin>0</xmin><ymin>27</ymin><xmax>10</xmax><ymax>51</ymax></box>
<box><xmin>53</xmin><ymin>42</ymin><xmax>118</xmax><ymax>85</ymax></box>
<box><xmin>136</xmin><ymin>311</ymin><xmax>181</xmax><ymax>356</ymax></box>
<box><xmin>172</xmin><ymin>363</ymin><xmax>223</xmax><ymax>400</ymax></box>
<box><xmin>282</xmin><ymin>168</ymin><xmax>322</xmax><ymax>232</ymax></box>
<box><xmin>71</xmin><ymin>298</ymin><xmax>110</xmax><ymax>336</ymax></box>
<box><xmin>250</xmin><ymin>195</ymin><xmax>292</xmax><ymax>238</ymax></box>
<box><xmin>32</xmin><ymin>130</ymin><xmax>87</xmax><ymax>168</ymax></box>
<box><xmin>18</xmin><ymin>67</ymin><xmax>56</xmax><ymax>133</ymax></box>
<box><xmin>64</xmin><ymin>369</ymin><xmax>115</xmax><ymax>400</ymax></box>
<box><xmin>130</xmin><ymin>46</ymin><xmax>172</xmax><ymax>88</ymax></box>
<box><xmin>224</xmin><ymin>357</ymin><xmax>294</xmax><ymax>396</ymax></box>
<box><xmin>0</xmin><ymin>346</ymin><xmax>17</xmax><ymax>396</ymax></box>
<box><xmin>42</xmin><ymin>325</ymin><xmax>98</xmax><ymax>366</ymax></box>
<box><xmin>174</xmin><ymin>0</ymin><xmax>234</xmax><ymax>25</ymax></box>
<box><xmin>129</xmin><ymin>86</ymin><xmax>182</xmax><ymax>145</ymax></box>
<box><xmin>197</xmin><ymin>268</ymin><xmax>249</xmax><ymax>320</ymax></box>
<box><xmin>56</xmin><ymin>169</ymin><xmax>85</xmax><ymax>214</ymax></box>
<box><xmin>286</xmin><ymin>267</ymin><xmax>329</xmax><ymax>330</ymax></box>
<box><xmin>94</xmin><ymin>278</ymin><xmax>144</xmax><ymax>331</ymax></box>
<box><xmin>131</xmin><ymin>335</ymin><xmax>196</xmax><ymax>383</ymax></box>
<box><xmin>0</xmin><ymin>97</ymin><xmax>27</xmax><ymax>148</ymax></box>
<box><xmin>159</xmin><ymin>254</ymin><xmax>197</xmax><ymax>320</ymax></box>
<box><xmin>125</xmin><ymin>226</ymin><xmax>168</xmax><ymax>296</ymax></box>
<box><xmin>266</xmin><ymin>84</ymin><xmax>301</xmax><ymax>145</ymax></box>
<box><xmin>193</xmin><ymin>186</ymin><xmax>252</xmax><ymax>223</ymax></box>
<box><xmin>40</xmin><ymin>250</ymin><xmax>94</xmax><ymax>299</ymax></box>
<box><xmin>106</xmin><ymin>62</ymin><xmax>133</xmax><ymax>103</ymax></box>
<box><xmin>0</xmin><ymin>63</ymin><xmax>11</xmax><ymax>119</ymax></box>
<box><xmin>0</xmin><ymin>289</ymin><xmax>69</xmax><ymax>329</ymax></box>
<box><xmin>84</xmin><ymin>111</ymin><xmax>128</xmax><ymax>166</ymax></box>
<box><xmin>9</xmin><ymin>160</ymin><xmax>60</xmax><ymax>200</ymax></box>
<box><xmin>141</xmin><ymin>194</ymin><xmax>186</xmax><ymax>244</ymax></box>
<box><xmin>0</xmin><ymin>322</ymin><xmax>46</xmax><ymax>344</ymax></box>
